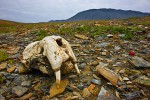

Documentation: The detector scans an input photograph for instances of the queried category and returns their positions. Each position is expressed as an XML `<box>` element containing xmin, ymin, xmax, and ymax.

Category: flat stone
<box><xmin>91</xmin><ymin>79</ymin><xmax>101</xmax><ymax>85</ymax></box>
<box><xmin>0</xmin><ymin>62</ymin><xmax>7</xmax><ymax>70</ymax></box>
<box><xmin>7</xmin><ymin>66</ymin><xmax>16</xmax><ymax>73</ymax></box>
<box><xmin>12</xmin><ymin>86</ymin><xmax>28</xmax><ymax>97</ymax></box>
<box><xmin>95</xmin><ymin>42</ymin><xmax>110</xmax><ymax>48</ymax></box>
<box><xmin>49</xmin><ymin>79</ymin><xmax>69</xmax><ymax>98</ymax></box>
<box><xmin>13</xmin><ymin>75</ymin><xmax>28</xmax><ymax>85</ymax></box>
<box><xmin>6</xmin><ymin>46</ymin><xmax>20</xmax><ymax>54</ymax></box>
<box><xmin>75</xmin><ymin>34</ymin><xmax>89</xmax><ymax>39</ymax></box>
<box><xmin>21</xmin><ymin>80</ymin><xmax>32</xmax><ymax>86</ymax></box>
<box><xmin>129</xmin><ymin>56</ymin><xmax>150</xmax><ymax>68</ymax></box>
<box><xmin>82</xmin><ymin>88</ymin><xmax>91</xmax><ymax>98</ymax></box>
<box><xmin>123</xmin><ymin>77</ymin><xmax>129</xmax><ymax>81</ymax></box>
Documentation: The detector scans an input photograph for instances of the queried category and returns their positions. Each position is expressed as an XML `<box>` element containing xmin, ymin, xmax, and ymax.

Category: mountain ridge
<box><xmin>67</xmin><ymin>8</ymin><xmax>150</xmax><ymax>21</ymax></box>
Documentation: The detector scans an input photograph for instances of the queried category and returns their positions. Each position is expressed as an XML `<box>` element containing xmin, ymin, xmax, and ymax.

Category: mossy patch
<box><xmin>0</xmin><ymin>49</ymin><xmax>8</xmax><ymax>62</ymax></box>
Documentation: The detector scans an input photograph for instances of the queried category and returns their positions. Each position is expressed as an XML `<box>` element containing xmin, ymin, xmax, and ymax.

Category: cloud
<box><xmin>0</xmin><ymin>0</ymin><xmax>150</xmax><ymax>22</ymax></box>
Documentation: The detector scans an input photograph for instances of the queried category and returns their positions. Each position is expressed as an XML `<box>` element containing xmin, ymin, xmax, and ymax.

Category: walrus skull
<box><xmin>22</xmin><ymin>36</ymin><xmax>80</xmax><ymax>85</ymax></box>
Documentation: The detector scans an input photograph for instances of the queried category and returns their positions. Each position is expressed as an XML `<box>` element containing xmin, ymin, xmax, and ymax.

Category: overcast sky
<box><xmin>0</xmin><ymin>0</ymin><xmax>150</xmax><ymax>23</ymax></box>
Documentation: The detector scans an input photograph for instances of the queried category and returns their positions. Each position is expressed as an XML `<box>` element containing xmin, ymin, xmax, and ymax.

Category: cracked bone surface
<box><xmin>22</xmin><ymin>36</ymin><xmax>80</xmax><ymax>85</ymax></box>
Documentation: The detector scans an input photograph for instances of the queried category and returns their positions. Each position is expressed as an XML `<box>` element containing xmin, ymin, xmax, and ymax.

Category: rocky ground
<box><xmin>0</xmin><ymin>21</ymin><xmax>150</xmax><ymax>100</ymax></box>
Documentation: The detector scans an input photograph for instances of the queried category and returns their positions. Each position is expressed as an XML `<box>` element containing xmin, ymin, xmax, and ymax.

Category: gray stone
<box><xmin>91</xmin><ymin>79</ymin><xmax>101</xmax><ymax>85</ymax></box>
<box><xmin>95</xmin><ymin>42</ymin><xmax>110</xmax><ymax>48</ymax></box>
<box><xmin>118</xmin><ymin>34</ymin><xmax>125</xmax><ymax>37</ymax></box>
<box><xmin>12</xmin><ymin>86</ymin><xmax>28</xmax><ymax>97</ymax></box>
<box><xmin>13</xmin><ymin>75</ymin><xmax>28</xmax><ymax>85</ymax></box>
<box><xmin>79</xmin><ymin>63</ymin><xmax>86</xmax><ymax>69</ymax></box>
<box><xmin>21</xmin><ymin>80</ymin><xmax>31</xmax><ymax>86</ymax></box>
<box><xmin>0</xmin><ymin>86</ymin><xmax>11</xmax><ymax>95</ymax></box>
<box><xmin>129</xmin><ymin>56</ymin><xmax>150</xmax><ymax>68</ymax></box>
<box><xmin>114</xmin><ymin>46</ymin><xmax>121</xmax><ymax>51</ymax></box>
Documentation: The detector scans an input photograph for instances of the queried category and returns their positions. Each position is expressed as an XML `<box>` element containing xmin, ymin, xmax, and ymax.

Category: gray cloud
<box><xmin>0</xmin><ymin>0</ymin><xmax>150</xmax><ymax>23</ymax></box>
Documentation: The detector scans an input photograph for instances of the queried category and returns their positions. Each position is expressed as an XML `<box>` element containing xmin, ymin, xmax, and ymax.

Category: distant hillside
<box><xmin>67</xmin><ymin>8</ymin><xmax>150</xmax><ymax>21</ymax></box>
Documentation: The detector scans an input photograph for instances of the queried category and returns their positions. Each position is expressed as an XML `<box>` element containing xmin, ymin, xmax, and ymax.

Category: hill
<box><xmin>67</xmin><ymin>8</ymin><xmax>150</xmax><ymax>21</ymax></box>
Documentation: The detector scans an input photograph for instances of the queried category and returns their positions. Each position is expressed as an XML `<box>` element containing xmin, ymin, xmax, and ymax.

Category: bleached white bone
<box><xmin>22</xmin><ymin>35</ymin><xmax>80</xmax><ymax>85</ymax></box>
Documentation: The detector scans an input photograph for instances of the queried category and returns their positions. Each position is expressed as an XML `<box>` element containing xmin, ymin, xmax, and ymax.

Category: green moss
<box><xmin>0</xmin><ymin>49</ymin><xmax>8</xmax><ymax>62</ymax></box>
<box><xmin>35</xmin><ymin>30</ymin><xmax>49</xmax><ymax>40</ymax></box>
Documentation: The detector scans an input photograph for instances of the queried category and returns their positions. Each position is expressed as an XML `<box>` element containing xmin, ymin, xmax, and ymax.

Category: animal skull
<box><xmin>22</xmin><ymin>36</ymin><xmax>80</xmax><ymax>85</ymax></box>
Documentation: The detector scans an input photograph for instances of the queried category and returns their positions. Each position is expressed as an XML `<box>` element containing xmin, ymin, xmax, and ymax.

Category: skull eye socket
<box><xmin>56</xmin><ymin>38</ymin><xmax>63</xmax><ymax>46</ymax></box>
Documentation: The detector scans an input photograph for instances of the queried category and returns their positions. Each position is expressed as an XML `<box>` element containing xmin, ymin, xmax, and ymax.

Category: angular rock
<box><xmin>135</xmin><ymin>78</ymin><xmax>150</xmax><ymax>87</ymax></box>
<box><xmin>95</xmin><ymin>42</ymin><xmax>110</xmax><ymax>48</ymax></box>
<box><xmin>82</xmin><ymin>88</ymin><xmax>91</xmax><ymax>98</ymax></box>
<box><xmin>18</xmin><ymin>93</ymin><xmax>33</xmax><ymax>100</ymax></box>
<box><xmin>129</xmin><ymin>56</ymin><xmax>150</xmax><ymax>68</ymax></box>
<box><xmin>6</xmin><ymin>46</ymin><xmax>20</xmax><ymax>54</ymax></box>
<box><xmin>96</xmin><ymin>62</ymin><xmax>122</xmax><ymax>86</ymax></box>
<box><xmin>0</xmin><ymin>62</ymin><xmax>7</xmax><ymax>70</ymax></box>
<box><xmin>21</xmin><ymin>80</ymin><xmax>31</xmax><ymax>87</ymax></box>
<box><xmin>49</xmin><ymin>79</ymin><xmax>69</xmax><ymax>98</ymax></box>
<box><xmin>7</xmin><ymin>66</ymin><xmax>16</xmax><ymax>73</ymax></box>
<box><xmin>12</xmin><ymin>86</ymin><xmax>28</xmax><ymax>97</ymax></box>
<box><xmin>91</xmin><ymin>79</ymin><xmax>101</xmax><ymax>85</ymax></box>
<box><xmin>75</xmin><ymin>34</ymin><xmax>89</xmax><ymax>39</ymax></box>
<box><xmin>122</xmin><ymin>91</ymin><xmax>141</xmax><ymax>100</ymax></box>
<box><xmin>13</xmin><ymin>75</ymin><xmax>28</xmax><ymax>85</ymax></box>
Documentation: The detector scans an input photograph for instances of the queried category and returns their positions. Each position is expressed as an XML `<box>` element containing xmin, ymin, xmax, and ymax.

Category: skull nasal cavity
<box><xmin>56</xmin><ymin>38</ymin><xmax>63</xmax><ymax>46</ymax></box>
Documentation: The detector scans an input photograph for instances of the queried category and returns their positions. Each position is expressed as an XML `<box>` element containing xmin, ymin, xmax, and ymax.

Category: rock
<box><xmin>6</xmin><ymin>46</ymin><xmax>20</xmax><ymax>54</ymax></box>
<box><xmin>0</xmin><ymin>86</ymin><xmax>11</xmax><ymax>95</ymax></box>
<box><xmin>101</xmin><ymin>52</ymin><xmax>107</xmax><ymax>56</ymax></box>
<box><xmin>107</xmin><ymin>34</ymin><xmax>113</xmax><ymax>38</ymax></box>
<box><xmin>77</xmin><ymin>83</ymin><xmax>84</xmax><ymax>90</ymax></box>
<box><xmin>88</xmin><ymin>84</ymin><xmax>95</xmax><ymax>93</ymax></box>
<box><xmin>70</xmin><ymin>96</ymin><xmax>79</xmax><ymax>99</ymax></box>
<box><xmin>18</xmin><ymin>65</ymin><xmax>26</xmax><ymax>73</ymax></box>
<box><xmin>91</xmin><ymin>79</ymin><xmax>101</xmax><ymax>85</ymax></box>
<box><xmin>0</xmin><ymin>62</ymin><xmax>7</xmax><ymax>70</ymax></box>
<box><xmin>12</xmin><ymin>86</ymin><xmax>28</xmax><ymax>97</ymax></box>
<box><xmin>114</xmin><ymin>46</ymin><xmax>121</xmax><ymax>51</ymax></box>
<box><xmin>96</xmin><ymin>62</ymin><xmax>122</xmax><ymax>86</ymax></box>
<box><xmin>122</xmin><ymin>91</ymin><xmax>141</xmax><ymax>100</ymax></box>
<box><xmin>75</xmin><ymin>34</ymin><xmax>89</xmax><ymax>39</ymax></box>
<box><xmin>21</xmin><ymin>80</ymin><xmax>31</xmax><ymax>86</ymax></box>
<box><xmin>7</xmin><ymin>66</ymin><xmax>16</xmax><ymax>73</ymax></box>
<box><xmin>97</xmin><ymin>87</ymin><xmax>109</xmax><ymax>99</ymax></box>
<box><xmin>118</xmin><ymin>34</ymin><xmax>125</xmax><ymax>37</ymax></box>
<box><xmin>49</xmin><ymin>79</ymin><xmax>69</xmax><ymax>98</ymax></box>
<box><xmin>129</xmin><ymin>56</ymin><xmax>150</xmax><ymax>68</ymax></box>
<box><xmin>17</xmin><ymin>93</ymin><xmax>33</xmax><ymax>100</ymax></box>
<box><xmin>123</xmin><ymin>77</ymin><xmax>129</xmax><ymax>81</ymax></box>
<box><xmin>82</xmin><ymin>88</ymin><xmax>91</xmax><ymax>98</ymax></box>
<box><xmin>72</xmin><ymin>92</ymin><xmax>81</xmax><ymax>97</ymax></box>
<box><xmin>135</xmin><ymin>78</ymin><xmax>150</xmax><ymax>87</ymax></box>
<box><xmin>95</xmin><ymin>42</ymin><xmax>110</xmax><ymax>48</ymax></box>
<box><xmin>79</xmin><ymin>63</ymin><xmax>86</xmax><ymax>69</ymax></box>
<box><xmin>13</xmin><ymin>75</ymin><xmax>28</xmax><ymax>85</ymax></box>
<box><xmin>0</xmin><ymin>95</ymin><xmax>5</xmax><ymax>100</ymax></box>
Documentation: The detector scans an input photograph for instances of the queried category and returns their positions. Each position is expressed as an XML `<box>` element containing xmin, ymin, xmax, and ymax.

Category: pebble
<box><xmin>12</xmin><ymin>86</ymin><xmax>28</xmax><ymax>97</ymax></box>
